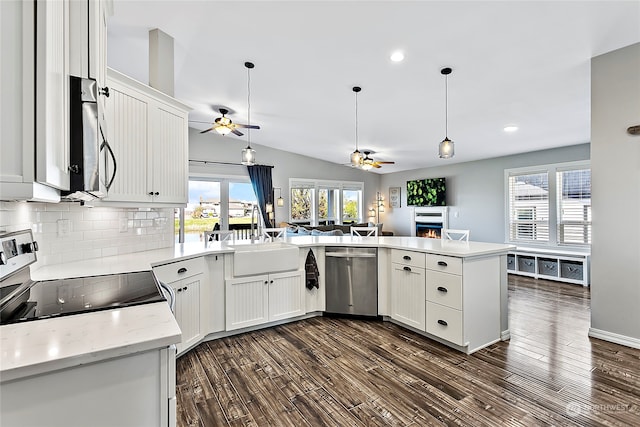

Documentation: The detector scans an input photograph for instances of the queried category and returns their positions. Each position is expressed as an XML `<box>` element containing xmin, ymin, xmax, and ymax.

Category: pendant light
<box><xmin>350</xmin><ymin>86</ymin><xmax>363</xmax><ymax>167</ymax></box>
<box><xmin>241</xmin><ymin>61</ymin><xmax>256</xmax><ymax>165</ymax></box>
<box><xmin>438</xmin><ymin>67</ymin><xmax>455</xmax><ymax>159</ymax></box>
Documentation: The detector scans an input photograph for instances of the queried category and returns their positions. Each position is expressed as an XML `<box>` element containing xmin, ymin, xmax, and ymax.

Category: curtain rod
<box><xmin>189</xmin><ymin>159</ymin><xmax>273</xmax><ymax>168</ymax></box>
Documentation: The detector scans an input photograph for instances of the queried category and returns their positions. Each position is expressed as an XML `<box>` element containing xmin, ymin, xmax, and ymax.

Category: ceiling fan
<box><xmin>195</xmin><ymin>108</ymin><xmax>260</xmax><ymax>137</ymax></box>
<box><xmin>360</xmin><ymin>151</ymin><xmax>395</xmax><ymax>170</ymax></box>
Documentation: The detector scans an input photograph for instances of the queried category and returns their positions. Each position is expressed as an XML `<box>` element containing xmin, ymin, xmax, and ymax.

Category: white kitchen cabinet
<box><xmin>69</xmin><ymin>0</ymin><xmax>110</xmax><ymax>87</ymax></box>
<box><xmin>206</xmin><ymin>254</ymin><xmax>225</xmax><ymax>334</ymax></box>
<box><xmin>0</xmin><ymin>346</ymin><xmax>175</xmax><ymax>427</ymax></box>
<box><xmin>301</xmin><ymin>246</ymin><xmax>325</xmax><ymax>313</ymax></box>
<box><xmin>0</xmin><ymin>0</ymin><xmax>68</xmax><ymax>201</ymax></box>
<box><xmin>153</xmin><ymin>257</ymin><xmax>204</xmax><ymax>355</ymax></box>
<box><xmin>35</xmin><ymin>0</ymin><xmax>70</xmax><ymax>192</ymax></box>
<box><xmin>390</xmin><ymin>250</ymin><xmax>426</xmax><ymax>332</ymax></box>
<box><xmin>225</xmin><ymin>270</ymin><xmax>304</xmax><ymax>331</ymax></box>
<box><xmin>424</xmin><ymin>254</ymin><xmax>501</xmax><ymax>353</ymax></box>
<box><xmin>103</xmin><ymin>68</ymin><xmax>189</xmax><ymax>205</ymax></box>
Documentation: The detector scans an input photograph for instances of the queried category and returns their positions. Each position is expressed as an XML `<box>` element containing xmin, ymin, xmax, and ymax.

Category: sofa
<box><xmin>280</xmin><ymin>222</ymin><xmax>393</xmax><ymax>236</ymax></box>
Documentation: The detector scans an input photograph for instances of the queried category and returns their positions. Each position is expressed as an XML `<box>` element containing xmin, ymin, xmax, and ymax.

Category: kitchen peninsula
<box><xmin>1</xmin><ymin>236</ymin><xmax>513</xmax><ymax>426</ymax></box>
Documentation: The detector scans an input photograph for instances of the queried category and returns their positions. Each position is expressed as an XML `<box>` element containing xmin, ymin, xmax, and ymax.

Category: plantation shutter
<box><xmin>557</xmin><ymin>169</ymin><xmax>591</xmax><ymax>245</ymax></box>
<box><xmin>508</xmin><ymin>172</ymin><xmax>549</xmax><ymax>242</ymax></box>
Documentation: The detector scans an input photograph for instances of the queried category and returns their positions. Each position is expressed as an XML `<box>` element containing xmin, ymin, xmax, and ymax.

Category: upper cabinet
<box><xmin>102</xmin><ymin>68</ymin><xmax>190</xmax><ymax>205</ymax></box>
<box><xmin>0</xmin><ymin>0</ymin><xmax>70</xmax><ymax>202</ymax></box>
<box><xmin>0</xmin><ymin>0</ymin><xmax>112</xmax><ymax>202</ymax></box>
<box><xmin>69</xmin><ymin>0</ymin><xmax>111</xmax><ymax>101</ymax></box>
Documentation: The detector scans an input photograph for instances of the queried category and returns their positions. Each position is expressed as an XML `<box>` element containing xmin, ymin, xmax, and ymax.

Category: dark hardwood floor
<box><xmin>176</xmin><ymin>276</ymin><xmax>640</xmax><ymax>426</ymax></box>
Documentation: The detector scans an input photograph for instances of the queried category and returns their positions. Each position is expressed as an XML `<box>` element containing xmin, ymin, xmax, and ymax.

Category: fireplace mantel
<box><xmin>412</xmin><ymin>206</ymin><xmax>449</xmax><ymax>238</ymax></box>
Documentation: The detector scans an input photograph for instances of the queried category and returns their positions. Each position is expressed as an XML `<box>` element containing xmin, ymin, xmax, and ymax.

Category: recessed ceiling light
<box><xmin>504</xmin><ymin>125</ymin><xmax>519</xmax><ymax>132</ymax></box>
<box><xmin>390</xmin><ymin>51</ymin><xmax>404</xmax><ymax>62</ymax></box>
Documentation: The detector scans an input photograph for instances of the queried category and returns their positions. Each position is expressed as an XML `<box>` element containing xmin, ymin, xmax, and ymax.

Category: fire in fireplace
<box><xmin>416</xmin><ymin>223</ymin><xmax>443</xmax><ymax>239</ymax></box>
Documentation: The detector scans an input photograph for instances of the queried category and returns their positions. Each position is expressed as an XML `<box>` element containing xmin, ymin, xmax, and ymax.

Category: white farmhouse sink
<box><xmin>230</xmin><ymin>242</ymin><xmax>300</xmax><ymax>276</ymax></box>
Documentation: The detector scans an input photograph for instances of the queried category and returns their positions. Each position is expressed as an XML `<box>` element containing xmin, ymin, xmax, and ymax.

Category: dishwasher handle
<box><xmin>325</xmin><ymin>252</ymin><xmax>377</xmax><ymax>258</ymax></box>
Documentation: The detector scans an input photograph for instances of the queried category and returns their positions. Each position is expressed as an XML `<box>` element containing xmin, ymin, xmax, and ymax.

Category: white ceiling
<box><xmin>107</xmin><ymin>1</ymin><xmax>640</xmax><ymax>174</ymax></box>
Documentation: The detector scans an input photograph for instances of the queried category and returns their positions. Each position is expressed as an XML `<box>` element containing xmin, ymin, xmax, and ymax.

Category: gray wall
<box><xmin>188</xmin><ymin>128</ymin><xmax>381</xmax><ymax>225</ymax></box>
<box><xmin>379</xmin><ymin>144</ymin><xmax>591</xmax><ymax>242</ymax></box>
<box><xmin>590</xmin><ymin>42</ymin><xmax>640</xmax><ymax>343</ymax></box>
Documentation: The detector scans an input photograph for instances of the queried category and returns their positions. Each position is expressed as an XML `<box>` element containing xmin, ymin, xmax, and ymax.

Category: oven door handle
<box><xmin>159</xmin><ymin>282</ymin><xmax>176</xmax><ymax>314</ymax></box>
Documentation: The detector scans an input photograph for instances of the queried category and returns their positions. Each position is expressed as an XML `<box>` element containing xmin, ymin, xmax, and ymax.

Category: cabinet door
<box><xmin>35</xmin><ymin>0</ymin><xmax>70</xmax><ymax>191</ymax></box>
<box><xmin>104</xmin><ymin>81</ymin><xmax>151</xmax><ymax>202</ymax></box>
<box><xmin>173</xmin><ymin>275</ymin><xmax>201</xmax><ymax>354</ymax></box>
<box><xmin>148</xmin><ymin>103</ymin><xmax>188</xmax><ymax>204</ymax></box>
<box><xmin>225</xmin><ymin>275</ymin><xmax>269</xmax><ymax>331</ymax></box>
<box><xmin>391</xmin><ymin>263</ymin><xmax>426</xmax><ymax>331</ymax></box>
<box><xmin>269</xmin><ymin>270</ymin><xmax>304</xmax><ymax>322</ymax></box>
<box><xmin>207</xmin><ymin>254</ymin><xmax>225</xmax><ymax>334</ymax></box>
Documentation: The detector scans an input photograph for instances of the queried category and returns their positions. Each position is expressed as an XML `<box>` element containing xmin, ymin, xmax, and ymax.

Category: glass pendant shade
<box><xmin>350</xmin><ymin>150</ymin><xmax>363</xmax><ymax>166</ymax></box>
<box><xmin>277</xmin><ymin>197</ymin><xmax>284</xmax><ymax>207</ymax></box>
<box><xmin>241</xmin><ymin>146</ymin><xmax>256</xmax><ymax>165</ymax></box>
<box><xmin>438</xmin><ymin>137</ymin><xmax>454</xmax><ymax>159</ymax></box>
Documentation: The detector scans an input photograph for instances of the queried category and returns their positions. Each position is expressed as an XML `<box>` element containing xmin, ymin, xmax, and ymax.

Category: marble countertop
<box><xmin>0</xmin><ymin>302</ymin><xmax>180</xmax><ymax>383</ymax></box>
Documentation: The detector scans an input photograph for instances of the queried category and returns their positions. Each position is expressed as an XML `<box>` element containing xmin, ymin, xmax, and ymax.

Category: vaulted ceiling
<box><xmin>108</xmin><ymin>1</ymin><xmax>640</xmax><ymax>173</ymax></box>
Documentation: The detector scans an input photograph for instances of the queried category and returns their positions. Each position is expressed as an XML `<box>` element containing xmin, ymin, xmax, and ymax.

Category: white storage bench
<box><xmin>507</xmin><ymin>247</ymin><xmax>590</xmax><ymax>286</ymax></box>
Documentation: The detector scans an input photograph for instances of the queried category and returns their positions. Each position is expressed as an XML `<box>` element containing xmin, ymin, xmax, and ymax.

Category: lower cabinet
<box><xmin>390</xmin><ymin>250</ymin><xmax>426</xmax><ymax>331</ymax></box>
<box><xmin>153</xmin><ymin>257</ymin><xmax>205</xmax><ymax>355</ymax></box>
<box><xmin>225</xmin><ymin>270</ymin><xmax>304</xmax><ymax>331</ymax></box>
<box><xmin>171</xmin><ymin>276</ymin><xmax>201</xmax><ymax>354</ymax></box>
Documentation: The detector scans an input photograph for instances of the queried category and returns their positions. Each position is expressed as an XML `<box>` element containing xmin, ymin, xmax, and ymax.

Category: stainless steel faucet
<box><xmin>250</xmin><ymin>204</ymin><xmax>261</xmax><ymax>242</ymax></box>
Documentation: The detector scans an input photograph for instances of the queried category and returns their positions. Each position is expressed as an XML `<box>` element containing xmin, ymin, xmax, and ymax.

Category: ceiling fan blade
<box><xmin>376</xmin><ymin>161</ymin><xmax>395</xmax><ymax>165</ymax></box>
<box><xmin>199</xmin><ymin>127</ymin><xmax>215</xmax><ymax>134</ymax></box>
<box><xmin>231</xmin><ymin>129</ymin><xmax>244</xmax><ymax>136</ymax></box>
<box><xmin>235</xmin><ymin>124</ymin><xmax>261</xmax><ymax>129</ymax></box>
<box><xmin>189</xmin><ymin>120</ymin><xmax>211</xmax><ymax>124</ymax></box>
<box><xmin>372</xmin><ymin>163</ymin><xmax>382</xmax><ymax>168</ymax></box>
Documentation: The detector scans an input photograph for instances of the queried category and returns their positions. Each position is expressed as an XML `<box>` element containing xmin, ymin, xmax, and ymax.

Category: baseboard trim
<box><xmin>588</xmin><ymin>327</ymin><xmax>640</xmax><ymax>349</ymax></box>
<box><xmin>501</xmin><ymin>329</ymin><xmax>511</xmax><ymax>341</ymax></box>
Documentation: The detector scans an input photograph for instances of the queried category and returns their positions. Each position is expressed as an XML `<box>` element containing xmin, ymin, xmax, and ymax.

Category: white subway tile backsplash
<box><xmin>0</xmin><ymin>202</ymin><xmax>174</xmax><ymax>268</ymax></box>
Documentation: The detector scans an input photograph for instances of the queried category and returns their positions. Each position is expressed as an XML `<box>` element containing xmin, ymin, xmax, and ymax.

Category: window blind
<box><xmin>557</xmin><ymin>169</ymin><xmax>591</xmax><ymax>245</ymax></box>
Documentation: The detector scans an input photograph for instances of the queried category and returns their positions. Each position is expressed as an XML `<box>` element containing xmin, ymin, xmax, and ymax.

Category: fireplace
<box><xmin>416</xmin><ymin>223</ymin><xmax>443</xmax><ymax>239</ymax></box>
<box><xmin>412</xmin><ymin>207</ymin><xmax>448</xmax><ymax>239</ymax></box>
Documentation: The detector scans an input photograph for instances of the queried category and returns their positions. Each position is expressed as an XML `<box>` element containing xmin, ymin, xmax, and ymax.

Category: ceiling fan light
<box><xmin>438</xmin><ymin>137</ymin><xmax>454</xmax><ymax>159</ymax></box>
<box><xmin>361</xmin><ymin>162</ymin><xmax>373</xmax><ymax>171</ymax></box>
<box><xmin>241</xmin><ymin>146</ymin><xmax>256</xmax><ymax>165</ymax></box>
<box><xmin>215</xmin><ymin>126</ymin><xmax>232</xmax><ymax>135</ymax></box>
<box><xmin>350</xmin><ymin>150</ymin><xmax>363</xmax><ymax>166</ymax></box>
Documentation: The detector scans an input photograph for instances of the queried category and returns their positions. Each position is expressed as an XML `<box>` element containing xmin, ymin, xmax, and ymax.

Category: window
<box><xmin>318</xmin><ymin>186</ymin><xmax>339</xmax><ymax>225</ymax></box>
<box><xmin>290</xmin><ymin>179</ymin><xmax>363</xmax><ymax>225</ymax></box>
<box><xmin>175</xmin><ymin>178</ymin><xmax>257</xmax><ymax>243</ymax></box>
<box><xmin>506</xmin><ymin>161</ymin><xmax>590</xmax><ymax>247</ymax></box>
<box><xmin>557</xmin><ymin>168</ymin><xmax>591</xmax><ymax>245</ymax></box>
<box><xmin>290</xmin><ymin>182</ymin><xmax>314</xmax><ymax>224</ymax></box>
<box><xmin>342</xmin><ymin>187</ymin><xmax>361</xmax><ymax>224</ymax></box>
<box><xmin>507</xmin><ymin>172</ymin><xmax>549</xmax><ymax>243</ymax></box>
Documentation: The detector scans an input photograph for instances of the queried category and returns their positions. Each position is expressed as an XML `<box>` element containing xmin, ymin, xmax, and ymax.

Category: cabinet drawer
<box><xmin>426</xmin><ymin>302</ymin><xmax>464</xmax><ymax>346</ymax></box>
<box><xmin>426</xmin><ymin>271</ymin><xmax>462</xmax><ymax>310</ymax></box>
<box><xmin>426</xmin><ymin>254</ymin><xmax>462</xmax><ymax>275</ymax></box>
<box><xmin>153</xmin><ymin>257</ymin><xmax>205</xmax><ymax>283</ymax></box>
<box><xmin>391</xmin><ymin>249</ymin><xmax>426</xmax><ymax>268</ymax></box>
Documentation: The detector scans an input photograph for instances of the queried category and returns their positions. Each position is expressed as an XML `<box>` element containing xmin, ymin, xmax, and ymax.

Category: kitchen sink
<box><xmin>230</xmin><ymin>242</ymin><xmax>300</xmax><ymax>276</ymax></box>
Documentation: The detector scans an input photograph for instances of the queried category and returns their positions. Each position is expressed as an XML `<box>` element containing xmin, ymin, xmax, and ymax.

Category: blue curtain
<box><xmin>247</xmin><ymin>165</ymin><xmax>274</xmax><ymax>227</ymax></box>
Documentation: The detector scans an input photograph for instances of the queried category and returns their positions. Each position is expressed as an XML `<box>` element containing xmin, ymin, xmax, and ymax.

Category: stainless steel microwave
<box><xmin>62</xmin><ymin>76</ymin><xmax>116</xmax><ymax>201</ymax></box>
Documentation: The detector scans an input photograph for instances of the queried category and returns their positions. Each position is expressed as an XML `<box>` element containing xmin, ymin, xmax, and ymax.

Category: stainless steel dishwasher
<box><xmin>325</xmin><ymin>247</ymin><xmax>378</xmax><ymax>316</ymax></box>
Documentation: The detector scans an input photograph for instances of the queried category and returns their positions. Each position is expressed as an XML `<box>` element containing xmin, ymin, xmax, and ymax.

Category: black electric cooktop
<box><xmin>0</xmin><ymin>270</ymin><xmax>166</xmax><ymax>325</ymax></box>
